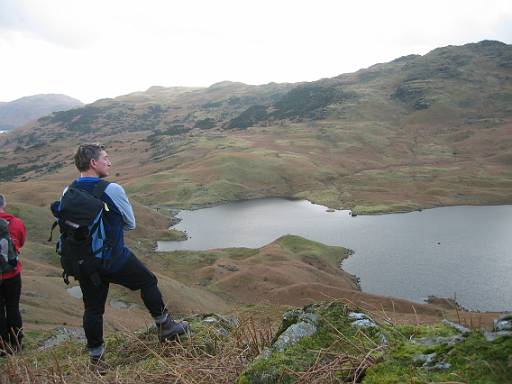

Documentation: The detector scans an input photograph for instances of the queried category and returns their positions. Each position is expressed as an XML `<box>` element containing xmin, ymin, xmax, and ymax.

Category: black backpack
<box><xmin>49</xmin><ymin>180</ymin><xmax>110</xmax><ymax>286</ymax></box>
<box><xmin>0</xmin><ymin>218</ymin><xmax>18</xmax><ymax>274</ymax></box>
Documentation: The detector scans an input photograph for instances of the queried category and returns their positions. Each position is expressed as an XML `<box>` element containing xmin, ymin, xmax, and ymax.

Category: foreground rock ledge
<box><xmin>237</xmin><ymin>302</ymin><xmax>512</xmax><ymax>384</ymax></box>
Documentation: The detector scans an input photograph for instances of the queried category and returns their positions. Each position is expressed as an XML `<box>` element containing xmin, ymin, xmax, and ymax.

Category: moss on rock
<box><xmin>364</xmin><ymin>324</ymin><xmax>512</xmax><ymax>383</ymax></box>
<box><xmin>237</xmin><ymin>302</ymin><xmax>384</xmax><ymax>383</ymax></box>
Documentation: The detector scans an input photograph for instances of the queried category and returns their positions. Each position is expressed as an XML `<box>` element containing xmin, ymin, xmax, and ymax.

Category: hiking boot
<box><xmin>89</xmin><ymin>354</ymin><xmax>108</xmax><ymax>375</ymax></box>
<box><xmin>157</xmin><ymin>316</ymin><xmax>190</xmax><ymax>342</ymax></box>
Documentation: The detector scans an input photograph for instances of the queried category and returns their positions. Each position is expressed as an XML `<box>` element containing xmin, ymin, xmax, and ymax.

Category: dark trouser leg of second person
<box><xmin>79</xmin><ymin>276</ymin><xmax>109</xmax><ymax>359</ymax></box>
<box><xmin>0</xmin><ymin>297</ymin><xmax>7</xmax><ymax>352</ymax></box>
<box><xmin>1</xmin><ymin>275</ymin><xmax>23</xmax><ymax>350</ymax></box>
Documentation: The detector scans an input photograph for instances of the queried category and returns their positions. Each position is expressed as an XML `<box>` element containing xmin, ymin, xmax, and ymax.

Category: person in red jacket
<box><xmin>0</xmin><ymin>194</ymin><xmax>26</xmax><ymax>353</ymax></box>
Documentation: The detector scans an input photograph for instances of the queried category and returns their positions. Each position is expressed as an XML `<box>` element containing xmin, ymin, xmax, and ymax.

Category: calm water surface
<box><xmin>158</xmin><ymin>199</ymin><xmax>512</xmax><ymax>311</ymax></box>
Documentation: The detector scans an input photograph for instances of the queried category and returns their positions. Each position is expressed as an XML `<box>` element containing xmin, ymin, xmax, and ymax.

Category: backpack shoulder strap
<box><xmin>92</xmin><ymin>180</ymin><xmax>110</xmax><ymax>199</ymax></box>
<box><xmin>0</xmin><ymin>218</ymin><xmax>9</xmax><ymax>236</ymax></box>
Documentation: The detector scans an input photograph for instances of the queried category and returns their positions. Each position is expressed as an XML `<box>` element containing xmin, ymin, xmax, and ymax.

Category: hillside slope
<box><xmin>1</xmin><ymin>41</ymin><xmax>511</xmax><ymax>212</ymax></box>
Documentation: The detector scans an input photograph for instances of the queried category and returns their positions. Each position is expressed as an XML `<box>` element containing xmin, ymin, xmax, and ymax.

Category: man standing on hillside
<box><xmin>0</xmin><ymin>194</ymin><xmax>26</xmax><ymax>353</ymax></box>
<box><xmin>68</xmin><ymin>144</ymin><xmax>189</xmax><ymax>369</ymax></box>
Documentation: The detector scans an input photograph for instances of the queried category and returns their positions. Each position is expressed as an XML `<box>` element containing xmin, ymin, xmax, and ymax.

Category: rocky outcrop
<box><xmin>237</xmin><ymin>302</ymin><xmax>386</xmax><ymax>383</ymax></box>
<box><xmin>39</xmin><ymin>327</ymin><xmax>86</xmax><ymax>350</ymax></box>
<box><xmin>484</xmin><ymin>313</ymin><xmax>512</xmax><ymax>341</ymax></box>
<box><xmin>237</xmin><ymin>304</ymin><xmax>512</xmax><ymax>383</ymax></box>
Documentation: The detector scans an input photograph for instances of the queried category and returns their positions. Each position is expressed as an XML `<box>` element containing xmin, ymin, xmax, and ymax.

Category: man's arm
<box><xmin>105</xmin><ymin>183</ymin><xmax>136</xmax><ymax>230</ymax></box>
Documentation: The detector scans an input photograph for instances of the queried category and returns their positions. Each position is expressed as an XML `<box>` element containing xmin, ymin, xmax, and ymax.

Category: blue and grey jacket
<box><xmin>65</xmin><ymin>177</ymin><xmax>136</xmax><ymax>271</ymax></box>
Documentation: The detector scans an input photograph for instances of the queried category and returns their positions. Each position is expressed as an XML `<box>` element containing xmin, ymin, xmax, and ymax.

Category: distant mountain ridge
<box><xmin>29</xmin><ymin>40</ymin><xmax>512</xmax><ymax>134</ymax></box>
<box><xmin>0</xmin><ymin>94</ymin><xmax>83</xmax><ymax>131</ymax></box>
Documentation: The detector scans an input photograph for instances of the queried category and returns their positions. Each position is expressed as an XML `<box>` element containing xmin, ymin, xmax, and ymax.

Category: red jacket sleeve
<box><xmin>9</xmin><ymin>217</ymin><xmax>26</xmax><ymax>252</ymax></box>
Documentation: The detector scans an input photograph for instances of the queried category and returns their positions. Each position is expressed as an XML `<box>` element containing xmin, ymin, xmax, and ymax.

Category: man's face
<box><xmin>91</xmin><ymin>150</ymin><xmax>112</xmax><ymax>178</ymax></box>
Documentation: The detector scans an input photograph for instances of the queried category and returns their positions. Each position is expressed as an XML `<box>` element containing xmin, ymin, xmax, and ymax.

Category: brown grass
<box><xmin>1</xmin><ymin>315</ymin><xmax>275</xmax><ymax>384</ymax></box>
<box><xmin>0</xmin><ymin>303</ymin><xmax>391</xmax><ymax>384</ymax></box>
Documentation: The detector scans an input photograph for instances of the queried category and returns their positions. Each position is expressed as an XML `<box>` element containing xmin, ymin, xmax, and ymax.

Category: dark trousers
<box><xmin>0</xmin><ymin>274</ymin><xmax>23</xmax><ymax>348</ymax></box>
<box><xmin>79</xmin><ymin>253</ymin><xmax>167</xmax><ymax>349</ymax></box>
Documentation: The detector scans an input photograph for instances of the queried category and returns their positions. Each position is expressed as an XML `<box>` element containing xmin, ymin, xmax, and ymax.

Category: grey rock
<box><xmin>301</xmin><ymin>313</ymin><xmax>320</xmax><ymax>324</ymax></box>
<box><xmin>494</xmin><ymin>314</ymin><xmax>512</xmax><ymax>331</ymax></box>
<box><xmin>484</xmin><ymin>330</ymin><xmax>512</xmax><ymax>342</ymax></box>
<box><xmin>494</xmin><ymin>321</ymin><xmax>512</xmax><ymax>332</ymax></box>
<box><xmin>351</xmin><ymin>319</ymin><xmax>377</xmax><ymax>329</ymax></box>
<box><xmin>110</xmin><ymin>299</ymin><xmax>129</xmax><ymax>309</ymax></box>
<box><xmin>349</xmin><ymin>311</ymin><xmax>377</xmax><ymax>329</ymax></box>
<box><xmin>442</xmin><ymin>319</ymin><xmax>470</xmax><ymax>335</ymax></box>
<box><xmin>348</xmin><ymin>312</ymin><xmax>368</xmax><ymax>321</ymax></box>
<box><xmin>413</xmin><ymin>352</ymin><xmax>437</xmax><ymax>366</ymax></box>
<box><xmin>281</xmin><ymin>309</ymin><xmax>320</xmax><ymax>327</ymax></box>
<box><xmin>379</xmin><ymin>332</ymin><xmax>389</xmax><ymax>346</ymax></box>
<box><xmin>427</xmin><ymin>362</ymin><xmax>452</xmax><ymax>370</ymax></box>
<box><xmin>39</xmin><ymin>327</ymin><xmax>86</xmax><ymax>350</ymax></box>
<box><xmin>202</xmin><ymin>316</ymin><xmax>220</xmax><ymax>324</ymax></box>
<box><xmin>282</xmin><ymin>309</ymin><xmax>303</xmax><ymax>323</ymax></box>
<box><xmin>261</xmin><ymin>308</ymin><xmax>321</xmax><ymax>356</ymax></box>
<box><xmin>414</xmin><ymin>335</ymin><xmax>464</xmax><ymax>347</ymax></box>
<box><xmin>274</xmin><ymin>321</ymin><xmax>317</xmax><ymax>352</ymax></box>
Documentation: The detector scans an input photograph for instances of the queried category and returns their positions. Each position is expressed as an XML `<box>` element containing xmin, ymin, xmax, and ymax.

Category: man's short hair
<box><xmin>0</xmin><ymin>194</ymin><xmax>5</xmax><ymax>208</ymax></box>
<box><xmin>74</xmin><ymin>144</ymin><xmax>105</xmax><ymax>172</ymax></box>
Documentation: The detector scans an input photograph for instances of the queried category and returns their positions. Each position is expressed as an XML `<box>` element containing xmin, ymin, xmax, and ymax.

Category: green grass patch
<box><xmin>352</xmin><ymin>202</ymin><xmax>420</xmax><ymax>215</ymax></box>
<box><xmin>158</xmin><ymin>229</ymin><xmax>187</xmax><ymax>241</ymax></box>
<box><xmin>276</xmin><ymin>235</ymin><xmax>352</xmax><ymax>267</ymax></box>
<box><xmin>364</xmin><ymin>327</ymin><xmax>512</xmax><ymax>383</ymax></box>
<box><xmin>294</xmin><ymin>188</ymin><xmax>343</xmax><ymax>209</ymax></box>
<box><xmin>8</xmin><ymin>202</ymin><xmax>54</xmax><ymax>243</ymax></box>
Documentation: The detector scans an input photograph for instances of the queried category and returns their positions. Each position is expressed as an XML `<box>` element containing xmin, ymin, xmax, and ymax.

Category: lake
<box><xmin>157</xmin><ymin>199</ymin><xmax>512</xmax><ymax>312</ymax></box>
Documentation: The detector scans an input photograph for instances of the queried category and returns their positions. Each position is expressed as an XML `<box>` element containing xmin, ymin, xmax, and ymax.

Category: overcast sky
<box><xmin>1</xmin><ymin>0</ymin><xmax>511</xmax><ymax>104</ymax></box>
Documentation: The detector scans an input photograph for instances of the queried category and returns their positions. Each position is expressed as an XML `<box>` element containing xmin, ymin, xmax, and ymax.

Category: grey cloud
<box><xmin>493</xmin><ymin>13</ymin><xmax>512</xmax><ymax>42</ymax></box>
<box><xmin>0</xmin><ymin>0</ymin><xmax>27</xmax><ymax>30</ymax></box>
<box><xmin>0</xmin><ymin>0</ymin><xmax>100</xmax><ymax>48</ymax></box>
